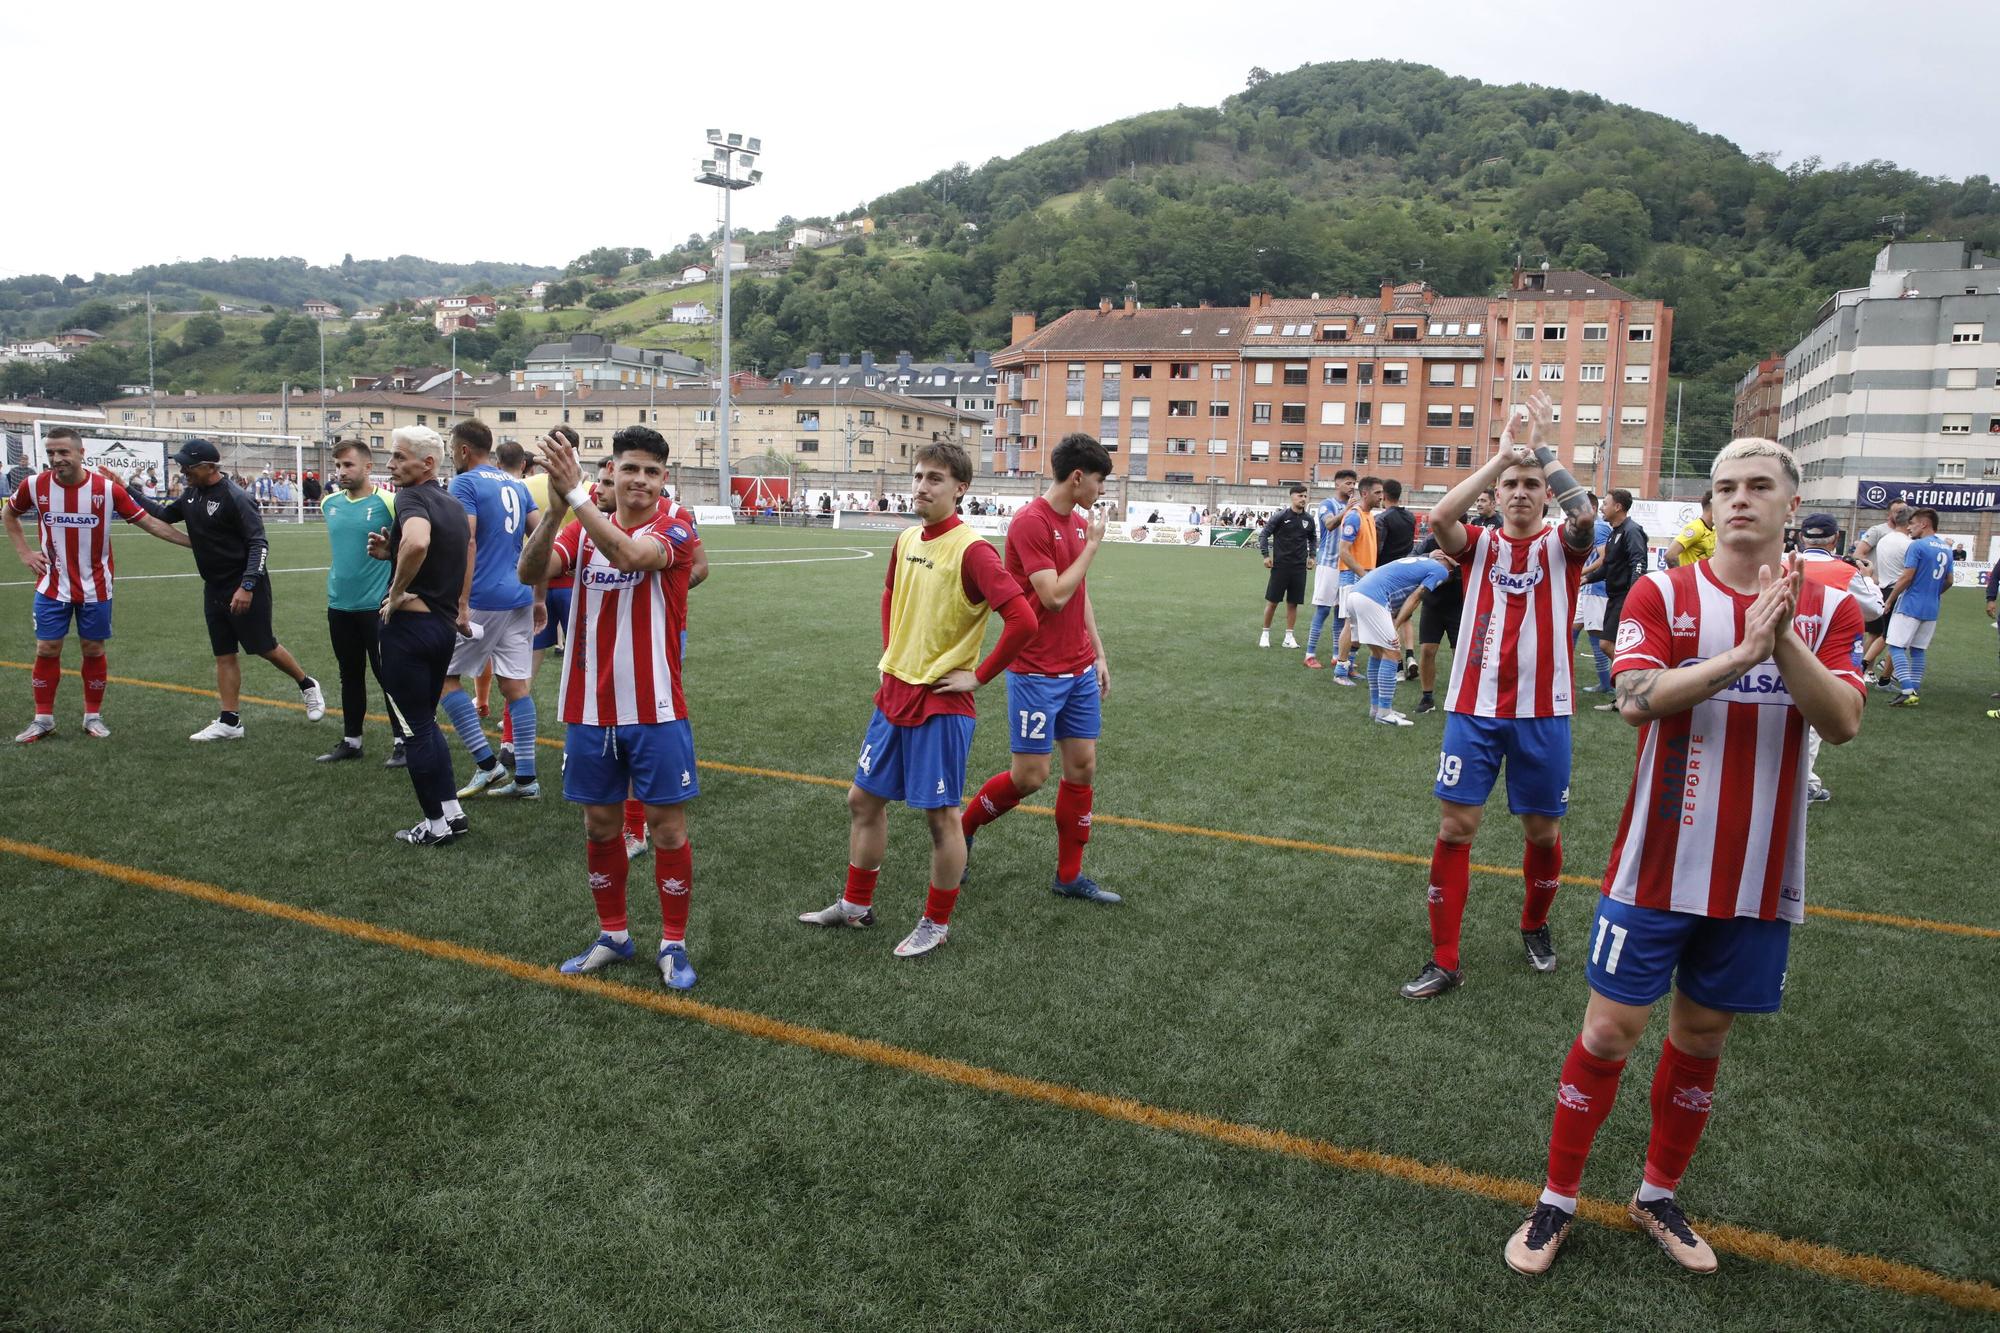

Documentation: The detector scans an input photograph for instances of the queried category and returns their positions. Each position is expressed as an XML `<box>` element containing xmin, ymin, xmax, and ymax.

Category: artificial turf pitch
<box><xmin>2</xmin><ymin>523</ymin><xmax>1996</xmax><ymax>1330</ymax></box>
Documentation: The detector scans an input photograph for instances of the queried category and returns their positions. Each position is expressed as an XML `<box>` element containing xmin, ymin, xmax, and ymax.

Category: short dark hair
<box><xmin>1287</xmin><ymin>482</ymin><xmax>1309</xmax><ymax>495</ymax></box>
<box><xmin>45</xmin><ymin>426</ymin><xmax>83</xmax><ymax>445</ymax></box>
<box><xmin>451</xmin><ymin>419</ymin><xmax>492</xmax><ymax>454</ymax></box>
<box><xmin>1333</xmin><ymin>468</ymin><xmax>1358</xmax><ymax>483</ymax></box>
<box><xmin>1608</xmin><ymin>488</ymin><xmax>1634</xmax><ymax>512</ymax></box>
<box><xmin>1359</xmin><ymin>475</ymin><xmax>1383</xmax><ymax>492</ymax></box>
<box><xmin>915</xmin><ymin>440</ymin><xmax>972</xmax><ymax>484</ymax></box>
<box><xmin>1051</xmin><ymin>433</ymin><xmax>1112</xmax><ymax>482</ymax></box>
<box><xmin>550</xmin><ymin>424</ymin><xmax>580</xmax><ymax>448</ymax></box>
<box><xmin>1586</xmin><ymin>491</ymin><xmax>1600</xmax><ymax>506</ymax></box>
<box><xmin>610</xmin><ymin>425</ymin><xmax>668</xmax><ymax>462</ymax></box>
<box><xmin>332</xmin><ymin>439</ymin><xmax>371</xmax><ymax>462</ymax></box>
<box><xmin>495</xmin><ymin>439</ymin><xmax>527</xmax><ymax>473</ymax></box>
<box><xmin>1911</xmin><ymin>507</ymin><xmax>1940</xmax><ymax>528</ymax></box>
<box><xmin>1380</xmin><ymin>478</ymin><xmax>1403</xmax><ymax>502</ymax></box>
<box><xmin>1699</xmin><ymin>489</ymin><xmax>1713</xmax><ymax>507</ymax></box>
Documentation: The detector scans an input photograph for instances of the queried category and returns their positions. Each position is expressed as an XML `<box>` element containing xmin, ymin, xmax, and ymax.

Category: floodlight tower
<box><xmin>697</xmin><ymin>131</ymin><xmax>763</xmax><ymax>499</ymax></box>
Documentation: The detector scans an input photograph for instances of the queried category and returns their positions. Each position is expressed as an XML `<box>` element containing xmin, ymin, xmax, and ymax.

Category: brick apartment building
<box><xmin>1732</xmin><ymin>355</ymin><xmax>1785</xmax><ymax>442</ymax></box>
<box><xmin>993</xmin><ymin>270</ymin><xmax>1673</xmax><ymax>498</ymax></box>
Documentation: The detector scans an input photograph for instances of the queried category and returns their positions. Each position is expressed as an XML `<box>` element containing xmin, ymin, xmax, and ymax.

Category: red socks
<box><xmin>501</xmin><ymin>707</ymin><xmax>513</xmax><ymax>744</ymax></box>
<box><xmin>923</xmin><ymin>882</ymin><xmax>960</xmax><ymax>926</ymax></box>
<box><xmin>585</xmin><ymin>838</ymin><xmax>629</xmax><ymax>934</ymax></box>
<box><xmin>655</xmin><ymin>841</ymin><xmax>693</xmax><ymax>944</ymax></box>
<box><xmin>1643</xmin><ymin>1038</ymin><xmax>1720</xmax><ymax>1191</ymax></box>
<box><xmin>80</xmin><ymin>654</ymin><xmax>107</xmax><ymax>714</ymax></box>
<box><xmin>1546</xmin><ymin>1036</ymin><xmax>1627</xmax><ymax>1197</ymax></box>
<box><xmin>1426</xmin><ymin>838</ymin><xmax>1472</xmax><ymax>970</ymax></box>
<box><xmin>623</xmin><ymin>799</ymin><xmax>646</xmax><ymax>842</ymax></box>
<box><xmin>31</xmin><ymin>656</ymin><xmax>60</xmax><ymax>715</ymax></box>
<box><xmin>844</xmin><ymin>864</ymin><xmax>879</xmax><ymax>909</ymax></box>
<box><xmin>961</xmin><ymin>771</ymin><xmax>1023</xmax><ymax>838</ymax></box>
<box><xmin>1054</xmin><ymin>780</ymin><xmax>1093</xmax><ymax>883</ymax></box>
<box><xmin>1521</xmin><ymin>838</ymin><xmax>1562</xmax><ymax>931</ymax></box>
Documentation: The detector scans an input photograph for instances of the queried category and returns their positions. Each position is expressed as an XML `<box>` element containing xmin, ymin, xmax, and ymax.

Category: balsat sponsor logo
<box><xmin>1681</xmin><ymin>655</ymin><xmax>1794</xmax><ymax>706</ymax></box>
<box><xmin>1489</xmin><ymin>563</ymin><xmax>1545</xmax><ymax>594</ymax></box>
<box><xmin>45</xmin><ymin>512</ymin><xmax>101</xmax><ymax>528</ymax></box>
<box><xmin>583</xmin><ymin>565</ymin><xmax>644</xmax><ymax>590</ymax></box>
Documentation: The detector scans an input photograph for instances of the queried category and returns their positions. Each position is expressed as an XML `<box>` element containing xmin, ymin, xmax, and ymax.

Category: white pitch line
<box><xmin>0</xmin><ymin>551</ymin><xmax>877</xmax><ymax>590</ymax></box>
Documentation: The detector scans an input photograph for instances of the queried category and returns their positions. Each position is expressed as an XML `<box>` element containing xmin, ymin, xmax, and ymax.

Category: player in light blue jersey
<box><xmin>437</xmin><ymin>420</ymin><xmax>546</xmax><ymax>796</ymax></box>
<box><xmin>1304</xmin><ymin>468</ymin><xmax>1358</xmax><ymax>667</ymax></box>
<box><xmin>1570</xmin><ymin>500</ymin><xmax>1615</xmax><ymax>694</ymax></box>
<box><xmin>1884</xmin><ymin>508</ymin><xmax>1954</xmax><ymax>706</ymax></box>
<box><xmin>1348</xmin><ymin>551</ymin><xmax>1457</xmax><ymax>724</ymax></box>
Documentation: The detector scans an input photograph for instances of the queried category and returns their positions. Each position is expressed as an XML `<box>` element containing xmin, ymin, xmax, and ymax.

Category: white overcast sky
<box><xmin>7</xmin><ymin>0</ymin><xmax>1995</xmax><ymax>278</ymax></box>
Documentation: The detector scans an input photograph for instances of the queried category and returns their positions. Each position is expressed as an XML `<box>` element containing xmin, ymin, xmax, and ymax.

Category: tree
<box><xmin>198</xmin><ymin>296</ymin><xmax>221</xmax><ymax>313</ymax></box>
<box><xmin>842</xmin><ymin>236</ymin><xmax>867</xmax><ymax>257</ymax></box>
<box><xmin>586</xmin><ymin>291</ymin><xmax>622</xmax><ymax>310</ymax></box>
<box><xmin>69</xmin><ymin>300</ymin><xmax>120</xmax><ymax>332</ymax></box>
<box><xmin>1247</xmin><ymin>66</ymin><xmax>1272</xmax><ymax>87</ymax></box>
<box><xmin>183</xmin><ymin>313</ymin><xmax>226</xmax><ymax>349</ymax></box>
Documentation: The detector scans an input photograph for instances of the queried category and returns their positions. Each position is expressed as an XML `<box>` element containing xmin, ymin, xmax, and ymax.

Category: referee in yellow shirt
<box><xmin>1666</xmin><ymin>491</ymin><xmax>1715</xmax><ymax>566</ymax></box>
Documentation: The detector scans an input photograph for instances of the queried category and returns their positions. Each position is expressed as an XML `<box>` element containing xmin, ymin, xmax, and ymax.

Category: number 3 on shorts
<box><xmin>1018</xmin><ymin>710</ymin><xmax>1047</xmax><ymax>741</ymax></box>
<box><xmin>1435</xmin><ymin>753</ymin><xmax>1462</xmax><ymax>787</ymax></box>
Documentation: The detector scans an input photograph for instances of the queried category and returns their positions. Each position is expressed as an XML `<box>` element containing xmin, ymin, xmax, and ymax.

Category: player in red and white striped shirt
<box><xmin>4</xmin><ymin>427</ymin><xmax>189</xmax><ymax>742</ymax></box>
<box><xmin>518</xmin><ymin>427</ymin><xmax>703</xmax><ymax>991</ymax></box>
<box><xmin>1402</xmin><ymin>395</ymin><xmax>1597</xmax><ymax>999</ymax></box>
<box><xmin>1503</xmin><ymin>439</ymin><xmax>1865</xmax><ymax>1278</ymax></box>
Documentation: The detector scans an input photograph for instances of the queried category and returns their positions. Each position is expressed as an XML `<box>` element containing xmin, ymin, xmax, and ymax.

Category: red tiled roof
<box><xmin>1506</xmin><ymin>270</ymin><xmax>1637</xmax><ymax>301</ymax></box>
<box><xmin>994</xmin><ymin>306</ymin><xmax>1253</xmax><ymax>363</ymax></box>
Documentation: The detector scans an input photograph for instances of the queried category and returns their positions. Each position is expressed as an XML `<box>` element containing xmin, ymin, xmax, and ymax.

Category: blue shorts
<box><xmin>1585</xmin><ymin>894</ymin><xmax>1792</xmax><ymax>1014</ymax></box>
<box><xmin>1434</xmin><ymin>712</ymin><xmax>1571</xmax><ymax>816</ymax></box>
<box><xmin>563</xmin><ymin>719</ymin><xmax>700</xmax><ymax>807</ymax></box>
<box><xmin>533</xmin><ymin>587</ymin><xmax>572</xmax><ymax>651</ymax></box>
<box><xmin>1003</xmin><ymin>669</ymin><xmax>1102</xmax><ymax>755</ymax></box>
<box><xmin>33</xmin><ymin>593</ymin><xmax>112</xmax><ymax>642</ymax></box>
<box><xmin>853</xmin><ymin>709</ymin><xmax>975</xmax><ymax>809</ymax></box>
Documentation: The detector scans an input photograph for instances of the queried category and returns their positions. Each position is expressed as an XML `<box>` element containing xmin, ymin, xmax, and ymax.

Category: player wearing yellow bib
<box><xmin>799</xmin><ymin>442</ymin><xmax>1039</xmax><ymax>957</ymax></box>
<box><xmin>1666</xmin><ymin>492</ymin><xmax>1715</xmax><ymax>567</ymax></box>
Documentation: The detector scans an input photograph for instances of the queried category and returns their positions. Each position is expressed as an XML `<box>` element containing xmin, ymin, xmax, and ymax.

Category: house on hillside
<box><xmin>670</xmin><ymin>301</ymin><xmax>711</xmax><ymax>325</ymax></box>
<box><xmin>300</xmin><ymin>300</ymin><xmax>340</xmax><ymax>318</ymax></box>
<box><xmin>679</xmin><ymin>263</ymin><xmax>710</xmax><ymax>283</ymax></box>
<box><xmin>1</xmin><ymin>340</ymin><xmax>70</xmax><ymax>364</ymax></box>
<box><xmin>528</xmin><ymin>280</ymin><xmax>550</xmax><ymax>302</ymax></box>
<box><xmin>788</xmin><ymin>225</ymin><xmax>833</xmax><ymax>250</ymax></box>
<box><xmin>52</xmin><ymin>329</ymin><xmax>104</xmax><ymax>348</ymax></box>
<box><xmin>433</xmin><ymin>295</ymin><xmax>497</xmax><ymax>333</ymax></box>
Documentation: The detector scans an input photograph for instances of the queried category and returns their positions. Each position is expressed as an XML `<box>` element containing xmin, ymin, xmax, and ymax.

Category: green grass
<box><xmin>2</xmin><ymin>526</ymin><xmax>1996</xmax><ymax>1329</ymax></box>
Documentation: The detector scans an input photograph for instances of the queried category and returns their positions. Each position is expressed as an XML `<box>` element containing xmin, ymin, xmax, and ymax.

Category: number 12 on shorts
<box><xmin>1018</xmin><ymin>710</ymin><xmax>1047</xmax><ymax>741</ymax></box>
<box><xmin>1591</xmin><ymin>917</ymin><xmax>1628</xmax><ymax>974</ymax></box>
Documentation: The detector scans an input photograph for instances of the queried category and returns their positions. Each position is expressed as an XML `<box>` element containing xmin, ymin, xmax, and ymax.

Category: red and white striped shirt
<box><xmin>1446</xmin><ymin>523</ymin><xmax>1591</xmax><ymax>718</ymax></box>
<box><xmin>1601</xmin><ymin>565</ymin><xmax>1866</xmax><ymax>923</ymax></box>
<box><xmin>554</xmin><ymin>508</ymin><xmax>683</xmax><ymax>727</ymax></box>
<box><xmin>7</xmin><ymin>471</ymin><xmax>147</xmax><ymax>602</ymax></box>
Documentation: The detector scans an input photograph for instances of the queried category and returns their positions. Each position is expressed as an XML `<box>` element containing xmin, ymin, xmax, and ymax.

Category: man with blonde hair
<box><xmin>1503</xmin><ymin>436</ymin><xmax>1866</xmax><ymax>1278</ymax></box>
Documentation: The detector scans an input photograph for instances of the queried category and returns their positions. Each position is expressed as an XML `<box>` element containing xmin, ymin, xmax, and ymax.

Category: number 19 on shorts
<box><xmin>1436</xmin><ymin>753</ymin><xmax>1462</xmax><ymax>788</ymax></box>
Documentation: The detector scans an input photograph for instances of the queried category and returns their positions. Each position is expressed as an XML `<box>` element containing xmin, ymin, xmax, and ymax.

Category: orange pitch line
<box><xmin>4</xmin><ymin>659</ymin><xmax>1996</xmax><ymax>943</ymax></box>
<box><xmin>1</xmin><ymin>834</ymin><xmax>1995</xmax><ymax>1315</ymax></box>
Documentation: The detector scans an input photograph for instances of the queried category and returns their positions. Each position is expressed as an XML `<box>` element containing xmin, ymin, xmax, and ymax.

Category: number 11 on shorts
<box><xmin>1591</xmin><ymin>917</ymin><xmax>1628</xmax><ymax>974</ymax></box>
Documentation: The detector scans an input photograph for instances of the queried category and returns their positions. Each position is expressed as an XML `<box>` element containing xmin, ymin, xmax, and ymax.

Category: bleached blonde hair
<box><xmin>389</xmin><ymin>425</ymin><xmax>445</xmax><ymax>468</ymax></box>
<box><xmin>1711</xmin><ymin>437</ymin><xmax>1799</xmax><ymax>490</ymax></box>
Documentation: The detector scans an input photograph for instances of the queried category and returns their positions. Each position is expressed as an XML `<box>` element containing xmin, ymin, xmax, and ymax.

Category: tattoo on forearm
<box><xmin>1613</xmin><ymin>668</ymin><xmax>1661</xmax><ymax>714</ymax></box>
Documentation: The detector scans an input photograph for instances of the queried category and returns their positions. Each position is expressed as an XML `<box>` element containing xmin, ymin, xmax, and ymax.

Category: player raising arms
<box><xmin>6</xmin><ymin>426</ymin><xmax>191</xmax><ymax>742</ymax></box>
<box><xmin>799</xmin><ymin>441</ymin><xmax>1038</xmax><ymax>957</ymax></box>
<box><xmin>960</xmin><ymin>433</ymin><xmax>1118</xmax><ymax>904</ymax></box>
<box><xmin>520</xmin><ymin>427</ymin><xmax>702</xmax><ymax>990</ymax></box>
<box><xmin>1401</xmin><ymin>392</ymin><xmax>1596</xmax><ymax>999</ymax></box>
<box><xmin>1502</xmin><ymin>438</ymin><xmax>1864</xmax><ymax>1277</ymax></box>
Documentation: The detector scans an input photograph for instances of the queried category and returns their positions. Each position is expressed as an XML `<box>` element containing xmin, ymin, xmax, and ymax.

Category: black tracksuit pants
<box><xmin>377</xmin><ymin>611</ymin><xmax>456</xmax><ymax>821</ymax></box>
<box><xmin>327</xmin><ymin>609</ymin><xmax>403</xmax><ymax>742</ymax></box>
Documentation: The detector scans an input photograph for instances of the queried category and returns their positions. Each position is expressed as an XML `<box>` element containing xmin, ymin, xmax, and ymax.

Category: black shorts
<box><xmin>1603</xmin><ymin>594</ymin><xmax>1628</xmax><ymax>643</ymax></box>
<box><xmin>203</xmin><ymin>578</ymin><xmax>278</xmax><ymax>657</ymax></box>
<box><xmin>1419</xmin><ymin>589</ymin><xmax>1461</xmax><ymax>647</ymax></box>
<box><xmin>1265</xmin><ymin>563</ymin><xmax>1307</xmax><ymax>605</ymax></box>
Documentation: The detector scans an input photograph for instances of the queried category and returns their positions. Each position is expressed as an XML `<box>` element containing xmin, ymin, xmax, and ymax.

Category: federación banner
<box><xmin>1855</xmin><ymin>479</ymin><xmax>2000</xmax><ymax>512</ymax></box>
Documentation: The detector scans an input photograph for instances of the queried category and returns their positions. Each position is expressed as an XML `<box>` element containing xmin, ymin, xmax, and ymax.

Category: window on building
<box><xmin>1462</xmin><ymin>365</ymin><xmax>1478</xmax><ymax>389</ymax></box>
<box><xmin>1577</xmin><ymin>405</ymin><xmax>1604</xmax><ymax>425</ymax></box>
<box><xmin>1946</xmin><ymin>368</ymin><xmax>1977</xmax><ymax>390</ymax></box>
<box><xmin>1318</xmin><ymin>443</ymin><xmax>1344</xmax><ymax>463</ymax></box>
<box><xmin>1379</xmin><ymin>444</ymin><xmax>1404</xmax><ymax>465</ymax></box>
<box><xmin>1579</xmin><ymin>364</ymin><xmax>1606</xmax><ymax>382</ymax></box>
<box><xmin>1252</xmin><ymin>403</ymin><xmax>1272</xmax><ymax>424</ymax></box>
<box><xmin>1942</xmin><ymin>414</ymin><xmax>1972</xmax><ymax>435</ymax></box>
<box><xmin>1427</xmin><ymin>406</ymin><xmax>1453</xmax><ymax>427</ymax></box>
<box><xmin>858</xmin><ymin>440</ymin><xmax>874</xmax><ymax>455</ymax></box>
<box><xmin>1582</xmin><ymin>324</ymin><xmax>1608</xmax><ymax>341</ymax></box>
<box><xmin>1391</xmin><ymin>324</ymin><xmax>1419</xmax><ymax>341</ymax></box>
<box><xmin>1100</xmin><ymin>416</ymin><xmax>1119</xmax><ymax>440</ymax></box>
<box><xmin>1623</xmin><ymin>365</ymin><xmax>1650</xmax><ymax>384</ymax></box>
<box><xmin>902</xmin><ymin>414</ymin><xmax>912</xmax><ymax>428</ymax></box>
<box><xmin>1513</xmin><ymin>364</ymin><xmax>1533</xmax><ymax>381</ymax></box>
<box><xmin>1279</xmin><ymin>442</ymin><xmax>1304</xmax><ymax>462</ymax></box>
<box><xmin>1131</xmin><ymin>363</ymin><xmax>1153</xmax><ymax>378</ymax></box>
<box><xmin>1320</xmin><ymin>402</ymin><xmax>1346</xmax><ymax>426</ymax></box>
<box><xmin>1211</xmin><ymin>363</ymin><xmax>1232</xmax><ymax>380</ymax></box>
<box><xmin>1628</xmin><ymin>325</ymin><xmax>1654</xmax><ymax>342</ymax></box>
<box><xmin>1356</xmin><ymin>402</ymin><xmax>1372</xmax><ymax>425</ymax></box>
<box><xmin>1620</xmin><ymin>406</ymin><xmax>1648</xmax><ymax>425</ymax></box>
<box><xmin>1425</xmin><ymin>445</ymin><xmax>1449</xmax><ymax>468</ymax></box>
<box><xmin>1283</xmin><ymin>363</ymin><xmax>1308</xmax><ymax>386</ymax></box>
<box><xmin>1065</xmin><ymin>399</ymin><xmax>1083</xmax><ymax>417</ymax></box>
<box><xmin>1540</xmin><ymin>364</ymin><xmax>1564</xmax><ymax>382</ymax></box>
<box><xmin>798</xmin><ymin>439</ymin><xmax>819</xmax><ymax>453</ymax></box>
<box><xmin>1991</xmin><ymin>417</ymin><xmax>2000</xmax><ymax>435</ymax></box>
<box><xmin>860</xmin><ymin>409</ymin><xmax>876</xmax><ymax>424</ymax></box>
<box><xmin>1319</xmin><ymin>324</ymin><xmax>1349</xmax><ymax>342</ymax></box>
<box><xmin>1254</xmin><ymin>363</ymin><xmax>1274</xmax><ymax>385</ymax></box>
<box><xmin>1951</xmin><ymin>323</ymin><xmax>1984</xmax><ymax>343</ymax></box>
<box><xmin>1252</xmin><ymin>324</ymin><xmax>1274</xmax><ymax>335</ymax></box>
<box><xmin>1169</xmin><ymin>362</ymin><xmax>1197</xmax><ymax>379</ymax></box>
<box><xmin>1542</xmin><ymin>324</ymin><xmax>1567</xmax><ymax>341</ymax></box>
<box><xmin>1167</xmin><ymin>438</ymin><xmax>1195</xmax><ymax>455</ymax></box>
<box><xmin>1428</xmin><ymin>322</ymin><xmax>1445</xmax><ymax>336</ymax></box>
<box><xmin>1466</xmin><ymin>322</ymin><xmax>1482</xmax><ymax>335</ymax></box>
<box><xmin>1281</xmin><ymin>403</ymin><xmax>1307</xmax><ymax>425</ymax></box>
<box><xmin>416</xmin><ymin>415</ymin><xmax>428</xmax><ymax>427</ymax></box>
<box><xmin>1618</xmin><ymin>447</ymin><xmax>1645</xmax><ymax>465</ymax></box>
<box><xmin>1209</xmin><ymin>401</ymin><xmax>1230</xmax><ymax>418</ymax></box>
<box><xmin>1067</xmin><ymin>363</ymin><xmax>1086</xmax><ymax>382</ymax></box>
<box><xmin>256</xmin><ymin>410</ymin><xmax>274</xmax><ymax>423</ymax></box>
<box><xmin>1455</xmin><ymin>446</ymin><xmax>1474</xmax><ymax>468</ymax></box>
<box><xmin>498</xmin><ymin>410</ymin><xmax>517</xmax><ymax>423</ymax></box>
<box><xmin>1937</xmin><ymin>458</ymin><xmax>1967</xmax><ymax>477</ymax></box>
<box><xmin>697</xmin><ymin>408</ymin><xmax>716</xmax><ymax>423</ymax></box>
<box><xmin>1429</xmin><ymin>364</ymin><xmax>1457</xmax><ymax>386</ymax></box>
<box><xmin>1323</xmin><ymin>363</ymin><xmax>1349</xmax><ymax>385</ymax></box>
<box><xmin>1102</xmin><ymin>363</ymin><xmax>1122</xmax><ymax>380</ymax></box>
<box><xmin>1168</xmin><ymin>399</ymin><xmax>1197</xmax><ymax>417</ymax></box>
<box><xmin>1382</xmin><ymin>364</ymin><xmax>1409</xmax><ymax>386</ymax></box>
<box><xmin>583</xmin><ymin>409</ymin><xmax>604</xmax><ymax>423</ymax></box>
<box><xmin>369</xmin><ymin>411</ymin><xmax>385</xmax><ymax>423</ymax></box>
<box><xmin>1575</xmin><ymin>445</ymin><xmax>1597</xmax><ymax>465</ymax></box>
<box><xmin>1516</xmin><ymin>324</ymin><xmax>1536</xmax><ymax>340</ymax></box>
<box><xmin>1250</xmin><ymin>440</ymin><xmax>1270</xmax><ymax>460</ymax></box>
<box><xmin>1357</xmin><ymin>363</ymin><xmax>1375</xmax><ymax>386</ymax></box>
<box><xmin>1353</xmin><ymin>442</ymin><xmax>1370</xmax><ymax>464</ymax></box>
<box><xmin>1458</xmin><ymin>406</ymin><xmax>1475</xmax><ymax>429</ymax></box>
<box><xmin>1381</xmin><ymin>403</ymin><xmax>1406</xmax><ymax>427</ymax></box>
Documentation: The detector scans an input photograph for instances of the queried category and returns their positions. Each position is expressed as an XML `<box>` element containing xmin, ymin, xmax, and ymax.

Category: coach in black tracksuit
<box><xmin>1592</xmin><ymin>487</ymin><xmax>1650</xmax><ymax>648</ymax></box>
<box><xmin>370</xmin><ymin>430</ymin><xmax>472</xmax><ymax>846</ymax></box>
<box><xmin>154</xmin><ymin>439</ymin><xmax>321</xmax><ymax>740</ymax></box>
<box><xmin>1258</xmin><ymin>482</ymin><xmax>1317</xmax><ymax>643</ymax></box>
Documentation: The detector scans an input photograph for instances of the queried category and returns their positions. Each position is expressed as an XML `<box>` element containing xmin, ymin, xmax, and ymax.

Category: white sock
<box><xmin>427</xmin><ymin>817</ymin><xmax>452</xmax><ymax>837</ymax></box>
<box><xmin>841</xmin><ymin>898</ymin><xmax>870</xmax><ymax>917</ymax></box>
<box><xmin>606</xmin><ymin>929</ymin><xmax>631</xmax><ymax>944</ymax></box>
<box><xmin>441</xmin><ymin>799</ymin><xmax>464</xmax><ymax>819</ymax></box>
<box><xmin>1538</xmin><ymin>1188</ymin><xmax>1578</xmax><ymax>1213</ymax></box>
<box><xmin>345</xmin><ymin>735</ymin><xmax>363</xmax><ymax>747</ymax></box>
<box><xmin>35</xmin><ymin>712</ymin><xmax>53</xmax><ymax>724</ymax></box>
<box><xmin>1636</xmin><ymin>1181</ymin><xmax>1674</xmax><ymax>1204</ymax></box>
<box><xmin>84</xmin><ymin>711</ymin><xmax>100</xmax><ymax>721</ymax></box>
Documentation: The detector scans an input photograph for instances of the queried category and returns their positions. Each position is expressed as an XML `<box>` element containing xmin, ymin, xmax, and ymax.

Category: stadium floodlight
<box><xmin>695</xmin><ymin>130</ymin><xmax>763</xmax><ymax>498</ymax></box>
